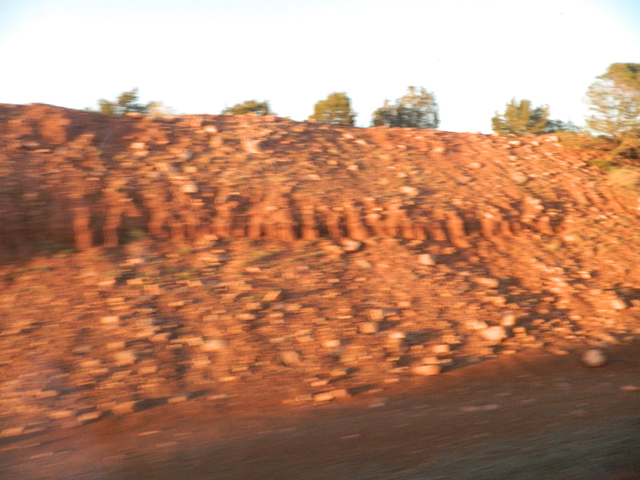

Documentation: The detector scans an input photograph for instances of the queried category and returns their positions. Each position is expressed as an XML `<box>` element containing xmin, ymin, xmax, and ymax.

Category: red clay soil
<box><xmin>0</xmin><ymin>104</ymin><xmax>639</xmax><ymax>479</ymax></box>
<box><xmin>1</xmin><ymin>344</ymin><xmax>639</xmax><ymax>480</ymax></box>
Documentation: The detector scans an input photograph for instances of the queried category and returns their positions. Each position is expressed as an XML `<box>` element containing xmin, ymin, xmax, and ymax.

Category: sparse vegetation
<box><xmin>93</xmin><ymin>88</ymin><xmax>166</xmax><ymax>116</ymax></box>
<box><xmin>371</xmin><ymin>86</ymin><xmax>439</xmax><ymax>129</ymax></box>
<box><xmin>39</xmin><ymin>241</ymin><xmax>71</xmax><ymax>255</ymax></box>
<box><xmin>585</xmin><ymin>63</ymin><xmax>640</xmax><ymax>138</ymax></box>
<box><xmin>609</xmin><ymin>166</ymin><xmax>640</xmax><ymax>192</ymax></box>
<box><xmin>589</xmin><ymin>158</ymin><xmax>616</xmax><ymax>172</ymax></box>
<box><xmin>584</xmin><ymin>63</ymin><xmax>640</xmax><ymax>161</ymax></box>
<box><xmin>308</xmin><ymin>92</ymin><xmax>356</xmax><ymax>126</ymax></box>
<box><xmin>491</xmin><ymin>99</ymin><xmax>550</xmax><ymax>136</ymax></box>
<box><xmin>222</xmin><ymin>100</ymin><xmax>272</xmax><ymax>116</ymax></box>
<box><xmin>126</xmin><ymin>228</ymin><xmax>148</xmax><ymax>243</ymax></box>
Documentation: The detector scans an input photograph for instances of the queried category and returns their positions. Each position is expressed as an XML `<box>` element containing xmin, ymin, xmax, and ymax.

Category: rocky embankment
<box><xmin>0</xmin><ymin>103</ymin><xmax>639</xmax><ymax>438</ymax></box>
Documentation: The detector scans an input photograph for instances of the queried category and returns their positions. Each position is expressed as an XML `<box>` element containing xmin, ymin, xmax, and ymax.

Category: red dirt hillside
<box><xmin>1</xmin><ymin>103</ymin><xmax>639</xmax><ymax>437</ymax></box>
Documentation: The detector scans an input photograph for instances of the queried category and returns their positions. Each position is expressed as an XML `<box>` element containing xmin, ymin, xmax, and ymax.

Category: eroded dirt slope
<box><xmin>0</xmin><ymin>103</ymin><xmax>639</xmax><ymax>440</ymax></box>
<box><xmin>2</xmin><ymin>344</ymin><xmax>640</xmax><ymax>480</ymax></box>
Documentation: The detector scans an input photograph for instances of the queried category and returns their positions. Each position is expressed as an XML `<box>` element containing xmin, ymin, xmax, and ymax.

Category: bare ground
<box><xmin>2</xmin><ymin>343</ymin><xmax>639</xmax><ymax>480</ymax></box>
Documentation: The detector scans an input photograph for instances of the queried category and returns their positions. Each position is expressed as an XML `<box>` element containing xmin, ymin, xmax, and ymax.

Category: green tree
<box><xmin>371</xmin><ymin>86</ymin><xmax>439</xmax><ymax>129</ymax></box>
<box><xmin>308</xmin><ymin>92</ymin><xmax>356</xmax><ymax>125</ymax></box>
<box><xmin>145</xmin><ymin>101</ymin><xmax>175</xmax><ymax>117</ymax></box>
<box><xmin>585</xmin><ymin>63</ymin><xmax>640</xmax><ymax>137</ymax></box>
<box><xmin>98</xmin><ymin>88</ymin><xmax>151</xmax><ymax>116</ymax></box>
<box><xmin>584</xmin><ymin>63</ymin><xmax>640</xmax><ymax>160</ymax></box>
<box><xmin>544</xmin><ymin>119</ymin><xmax>580</xmax><ymax>134</ymax></box>
<box><xmin>222</xmin><ymin>100</ymin><xmax>272</xmax><ymax>116</ymax></box>
<box><xmin>491</xmin><ymin>99</ymin><xmax>550</xmax><ymax>136</ymax></box>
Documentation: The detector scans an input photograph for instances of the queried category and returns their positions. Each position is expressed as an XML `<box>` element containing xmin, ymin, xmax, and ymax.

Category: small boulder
<box><xmin>480</xmin><ymin>326</ymin><xmax>507</xmax><ymax>345</ymax></box>
<box><xmin>611</xmin><ymin>298</ymin><xmax>627</xmax><ymax>310</ymax></box>
<box><xmin>412</xmin><ymin>365</ymin><xmax>442</xmax><ymax>376</ymax></box>
<box><xmin>500</xmin><ymin>313</ymin><xmax>517</xmax><ymax>327</ymax></box>
<box><xmin>114</xmin><ymin>350</ymin><xmax>137</xmax><ymax>367</ymax></box>
<box><xmin>510</xmin><ymin>172</ymin><xmax>529</xmax><ymax>185</ymax></box>
<box><xmin>182</xmin><ymin>183</ymin><xmax>198</xmax><ymax>194</ymax></box>
<box><xmin>341</xmin><ymin>239</ymin><xmax>362</xmax><ymax>253</ymax></box>
<box><xmin>201</xmin><ymin>339</ymin><xmax>229</xmax><ymax>352</ymax></box>
<box><xmin>280</xmin><ymin>350</ymin><xmax>301</xmax><ymax>367</ymax></box>
<box><xmin>581</xmin><ymin>349</ymin><xmax>607</xmax><ymax>367</ymax></box>
<box><xmin>359</xmin><ymin>322</ymin><xmax>379</xmax><ymax>334</ymax></box>
<box><xmin>474</xmin><ymin>277</ymin><xmax>500</xmax><ymax>289</ymax></box>
<box><xmin>263</xmin><ymin>290</ymin><xmax>283</xmax><ymax>302</ymax></box>
<box><xmin>418</xmin><ymin>254</ymin><xmax>436</xmax><ymax>266</ymax></box>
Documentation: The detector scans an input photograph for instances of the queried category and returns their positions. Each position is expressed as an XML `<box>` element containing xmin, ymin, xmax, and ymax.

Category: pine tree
<box><xmin>308</xmin><ymin>92</ymin><xmax>356</xmax><ymax>125</ymax></box>
<box><xmin>222</xmin><ymin>100</ymin><xmax>272</xmax><ymax>116</ymax></box>
<box><xmin>98</xmin><ymin>88</ymin><xmax>149</xmax><ymax>116</ymax></box>
<box><xmin>371</xmin><ymin>87</ymin><xmax>439</xmax><ymax>129</ymax></box>
<box><xmin>544</xmin><ymin>119</ymin><xmax>580</xmax><ymax>134</ymax></box>
<box><xmin>585</xmin><ymin>63</ymin><xmax>640</xmax><ymax>137</ymax></box>
<box><xmin>491</xmin><ymin>99</ymin><xmax>550</xmax><ymax>136</ymax></box>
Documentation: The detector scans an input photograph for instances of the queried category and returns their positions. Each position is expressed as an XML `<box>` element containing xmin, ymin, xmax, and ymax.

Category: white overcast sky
<box><xmin>1</xmin><ymin>0</ymin><xmax>639</xmax><ymax>133</ymax></box>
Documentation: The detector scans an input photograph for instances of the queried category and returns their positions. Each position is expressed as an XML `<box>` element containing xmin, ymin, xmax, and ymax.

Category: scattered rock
<box><xmin>467</xmin><ymin>320</ymin><xmax>489</xmax><ymax>330</ymax></box>
<box><xmin>245</xmin><ymin>301</ymin><xmax>264</xmax><ymax>311</ymax></box>
<box><xmin>280</xmin><ymin>350</ymin><xmax>301</xmax><ymax>367</ymax></box>
<box><xmin>0</xmin><ymin>427</ymin><xmax>25</xmax><ymax>438</ymax></box>
<box><xmin>460</xmin><ymin>404</ymin><xmax>501</xmax><ymax>412</ymax></box>
<box><xmin>355</xmin><ymin>259</ymin><xmax>372</xmax><ymax>269</ymax></box>
<box><xmin>48</xmin><ymin>410</ymin><xmax>73</xmax><ymax>420</ymax></box>
<box><xmin>611</xmin><ymin>298</ymin><xmax>627</xmax><ymax>310</ymax></box>
<box><xmin>412</xmin><ymin>365</ymin><xmax>442</xmax><ymax>376</ymax></box>
<box><xmin>112</xmin><ymin>401</ymin><xmax>137</xmax><ymax>416</ymax></box>
<box><xmin>77</xmin><ymin>411</ymin><xmax>102</xmax><ymax>423</ymax></box>
<box><xmin>100</xmin><ymin>316</ymin><xmax>120</xmax><ymax>325</ymax></box>
<box><xmin>331</xmin><ymin>389</ymin><xmax>350</xmax><ymax>399</ymax></box>
<box><xmin>341</xmin><ymin>239</ymin><xmax>362</xmax><ymax>252</ymax></box>
<box><xmin>433</xmin><ymin>344</ymin><xmax>450</xmax><ymax>354</ymax></box>
<box><xmin>313</xmin><ymin>391</ymin><xmax>335</xmax><ymax>402</ymax></box>
<box><xmin>510</xmin><ymin>172</ymin><xmax>529</xmax><ymax>184</ymax></box>
<box><xmin>150</xmin><ymin>333</ymin><xmax>171</xmax><ymax>343</ymax></box>
<box><xmin>201</xmin><ymin>339</ymin><xmax>229</xmax><ymax>352</ymax></box>
<box><xmin>500</xmin><ymin>313</ymin><xmax>517</xmax><ymax>327</ymax></box>
<box><xmin>479</xmin><ymin>326</ymin><xmax>508</xmax><ymax>345</ymax></box>
<box><xmin>455</xmin><ymin>175</ymin><xmax>474</xmax><ymax>185</ymax></box>
<box><xmin>114</xmin><ymin>350</ymin><xmax>137</xmax><ymax>367</ymax></box>
<box><xmin>263</xmin><ymin>290</ymin><xmax>283</xmax><ymax>302</ymax></box>
<box><xmin>620</xmin><ymin>385</ymin><xmax>640</xmax><ymax>392</ymax></box>
<box><xmin>182</xmin><ymin>183</ymin><xmax>198</xmax><ymax>194</ymax></box>
<box><xmin>168</xmin><ymin>394</ymin><xmax>189</xmax><ymax>403</ymax></box>
<box><xmin>548</xmin><ymin>347</ymin><xmax>570</xmax><ymax>356</ymax></box>
<box><xmin>400</xmin><ymin>186</ymin><xmax>419</xmax><ymax>197</ymax></box>
<box><xmin>243</xmin><ymin>139</ymin><xmax>265</xmax><ymax>155</ymax></box>
<box><xmin>418</xmin><ymin>254</ymin><xmax>436</xmax><ymax>266</ymax></box>
<box><xmin>359</xmin><ymin>322</ymin><xmax>379</xmax><ymax>334</ymax></box>
<box><xmin>473</xmin><ymin>277</ymin><xmax>500</xmax><ymax>289</ymax></box>
<box><xmin>581</xmin><ymin>349</ymin><xmax>607</xmax><ymax>367</ymax></box>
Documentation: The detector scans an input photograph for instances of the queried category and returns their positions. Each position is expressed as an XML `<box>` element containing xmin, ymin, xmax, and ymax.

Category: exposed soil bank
<box><xmin>2</xmin><ymin>343</ymin><xmax>639</xmax><ymax>480</ymax></box>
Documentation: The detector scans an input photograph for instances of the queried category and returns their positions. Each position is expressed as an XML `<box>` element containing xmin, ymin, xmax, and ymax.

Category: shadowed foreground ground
<box><xmin>2</xmin><ymin>343</ymin><xmax>639</xmax><ymax>480</ymax></box>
